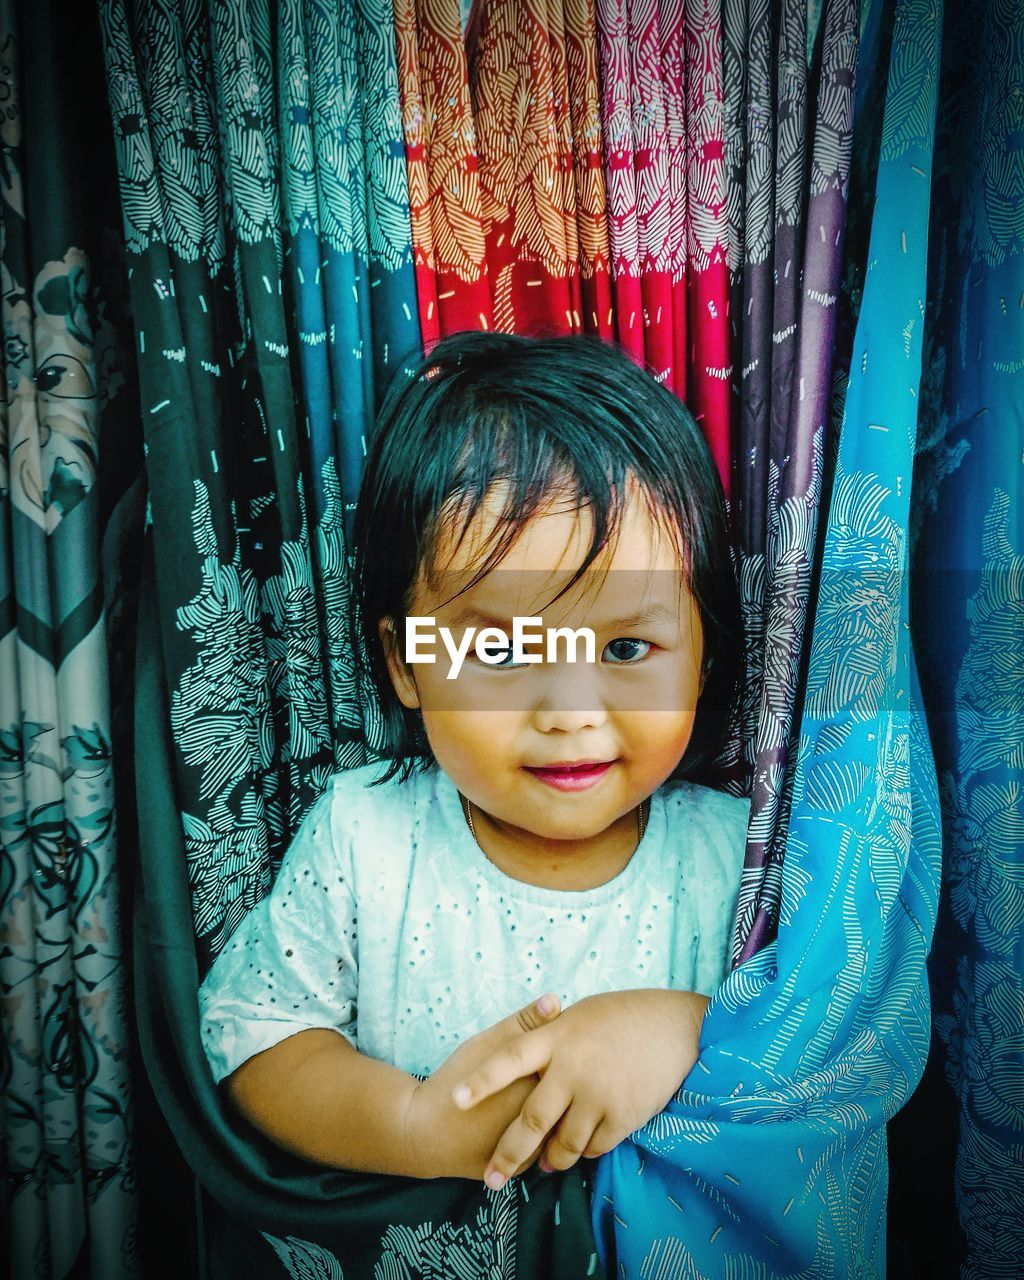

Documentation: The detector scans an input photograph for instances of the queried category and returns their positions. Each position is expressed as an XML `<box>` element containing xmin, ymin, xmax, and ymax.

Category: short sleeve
<box><xmin>197</xmin><ymin>785</ymin><xmax>358</xmax><ymax>1084</ymax></box>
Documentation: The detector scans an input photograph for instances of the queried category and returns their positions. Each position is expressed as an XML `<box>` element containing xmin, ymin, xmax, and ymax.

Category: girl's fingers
<box><xmin>481</xmin><ymin>1072</ymin><xmax>573</xmax><ymax>1189</ymax></box>
<box><xmin>466</xmin><ymin>994</ymin><xmax>561</xmax><ymax>1061</ymax></box>
<box><xmin>541</xmin><ymin>1101</ymin><xmax>605</xmax><ymax>1172</ymax></box>
<box><xmin>452</xmin><ymin>1025</ymin><xmax>554</xmax><ymax>1110</ymax></box>
<box><xmin>579</xmin><ymin>1114</ymin><xmax>626</xmax><ymax>1159</ymax></box>
<box><xmin>513</xmin><ymin>992</ymin><xmax>561</xmax><ymax>1033</ymax></box>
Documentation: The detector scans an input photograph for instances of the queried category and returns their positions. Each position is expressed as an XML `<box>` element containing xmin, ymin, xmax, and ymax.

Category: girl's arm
<box><xmin>224</xmin><ymin>994</ymin><xmax>563</xmax><ymax>1180</ymax></box>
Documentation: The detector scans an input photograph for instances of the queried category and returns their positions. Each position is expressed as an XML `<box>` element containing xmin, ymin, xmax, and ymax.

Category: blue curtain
<box><xmin>594</xmin><ymin>0</ymin><xmax>947</xmax><ymax>1270</ymax></box>
<box><xmin>897</xmin><ymin>0</ymin><xmax>1024</xmax><ymax>1270</ymax></box>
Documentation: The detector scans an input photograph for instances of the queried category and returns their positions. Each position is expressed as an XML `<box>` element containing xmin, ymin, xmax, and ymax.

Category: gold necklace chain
<box><xmin>460</xmin><ymin>792</ymin><xmax>649</xmax><ymax>845</ymax></box>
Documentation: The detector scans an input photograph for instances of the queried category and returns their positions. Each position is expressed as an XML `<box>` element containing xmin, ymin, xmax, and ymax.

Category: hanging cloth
<box><xmin>593</xmin><ymin>0</ymin><xmax>943</xmax><ymax>1271</ymax></box>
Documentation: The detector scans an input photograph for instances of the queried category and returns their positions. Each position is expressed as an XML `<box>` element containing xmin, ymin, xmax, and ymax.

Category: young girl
<box><xmin>198</xmin><ymin>331</ymin><xmax>749</xmax><ymax>1197</ymax></box>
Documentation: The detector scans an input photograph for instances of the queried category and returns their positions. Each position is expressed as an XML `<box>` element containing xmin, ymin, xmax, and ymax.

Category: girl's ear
<box><xmin>378</xmin><ymin>616</ymin><xmax>421</xmax><ymax>710</ymax></box>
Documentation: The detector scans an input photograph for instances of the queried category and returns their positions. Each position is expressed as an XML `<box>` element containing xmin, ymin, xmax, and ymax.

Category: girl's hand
<box><xmin>403</xmin><ymin>993</ymin><xmax>564</xmax><ymax>1181</ymax></box>
<box><xmin>450</xmin><ymin>988</ymin><xmax>710</xmax><ymax>1189</ymax></box>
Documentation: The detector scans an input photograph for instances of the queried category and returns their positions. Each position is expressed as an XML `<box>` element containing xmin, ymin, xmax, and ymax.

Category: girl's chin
<box><xmin>483</xmin><ymin>795</ymin><xmax>633</xmax><ymax>842</ymax></box>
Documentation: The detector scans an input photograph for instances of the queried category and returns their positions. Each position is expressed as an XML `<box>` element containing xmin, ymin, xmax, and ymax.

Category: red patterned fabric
<box><xmin>467</xmin><ymin>0</ymin><xmax>615</xmax><ymax>339</ymax></box>
<box><xmin>562</xmin><ymin>0</ymin><xmax>615</xmax><ymax>340</ymax></box>
<box><xmin>394</xmin><ymin>0</ymin><xmax>613</xmax><ymax>343</ymax></box>
<box><xmin>595</xmin><ymin>0</ymin><xmax>732</xmax><ymax>492</ymax></box>
<box><xmin>596</xmin><ymin>0</ymin><xmax>674</xmax><ymax>372</ymax></box>
<box><xmin>392</xmin><ymin>0</ymin><xmax>492</xmax><ymax>342</ymax></box>
<box><xmin>468</xmin><ymin>0</ymin><xmax>580</xmax><ymax>334</ymax></box>
<box><xmin>681</xmin><ymin>0</ymin><xmax>732</xmax><ymax>494</ymax></box>
<box><xmin>395</xmin><ymin>0</ymin><xmax>732</xmax><ymax>490</ymax></box>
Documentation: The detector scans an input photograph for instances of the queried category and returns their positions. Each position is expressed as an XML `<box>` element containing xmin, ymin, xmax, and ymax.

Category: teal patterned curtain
<box><xmin>97</xmin><ymin>0</ymin><xmax>423</xmax><ymax>968</ymax></box>
<box><xmin>96</xmin><ymin>2</ymin><xmax>602</xmax><ymax>1276</ymax></box>
<box><xmin>0</xmin><ymin>3</ymin><xmax>140</xmax><ymax>1277</ymax></box>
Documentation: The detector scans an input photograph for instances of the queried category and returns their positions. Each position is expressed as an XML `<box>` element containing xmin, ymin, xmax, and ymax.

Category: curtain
<box><xmin>595</xmin><ymin>0</ymin><xmax>733</xmax><ymax>488</ymax></box>
<box><xmin>397</xmin><ymin>0</ymin><xmax>735</xmax><ymax>498</ymax></box>
<box><xmin>6</xmin><ymin>0</ymin><xmax>1018</xmax><ymax>1274</ymax></box>
<box><xmin>467</xmin><ymin>0</ymin><xmax>614</xmax><ymax>339</ymax></box>
<box><xmin>0</xmin><ymin>3</ymin><xmax>140</xmax><ymax>1277</ymax></box>
<box><xmin>890</xmin><ymin>0</ymin><xmax>1024</xmax><ymax>1270</ymax></box>
<box><xmin>96</xmin><ymin>1</ymin><xmax>602</xmax><ymax>1275</ymax></box>
<box><xmin>394</xmin><ymin>0</ymin><xmax>493</xmax><ymax>339</ymax></box>
<box><xmin>594</xmin><ymin>0</ymin><xmax>944</xmax><ymax>1270</ymax></box>
<box><xmin>724</xmin><ymin>0</ymin><xmax>861</xmax><ymax>962</ymax></box>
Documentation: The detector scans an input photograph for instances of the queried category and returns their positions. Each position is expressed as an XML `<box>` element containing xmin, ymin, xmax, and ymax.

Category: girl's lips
<box><xmin>523</xmin><ymin>761</ymin><xmax>615</xmax><ymax>791</ymax></box>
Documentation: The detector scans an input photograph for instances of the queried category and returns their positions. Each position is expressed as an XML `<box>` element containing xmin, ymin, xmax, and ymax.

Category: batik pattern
<box><xmin>593</xmin><ymin>0</ymin><xmax>943</xmax><ymax>1272</ymax></box>
<box><xmin>98</xmin><ymin>2</ymin><xmax>601</xmax><ymax>1274</ymax></box>
<box><xmin>1</xmin><ymin>3</ymin><xmax>137</xmax><ymax>1275</ymax></box>
<box><xmin>393</xmin><ymin>0</ymin><xmax>492</xmax><ymax>341</ymax></box>
<box><xmin>723</xmin><ymin>0</ymin><xmax>860</xmax><ymax>966</ymax></box>
<box><xmin>895</xmin><ymin>0</ymin><xmax>1024</xmax><ymax>1268</ymax></box>
<box><xmin>592</xmin><ymin>0</ymin><xmax>732</xmax><ymax>487</ymax></box>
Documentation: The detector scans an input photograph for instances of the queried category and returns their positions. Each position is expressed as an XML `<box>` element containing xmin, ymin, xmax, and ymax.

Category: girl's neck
<box><xmin>462</xmin><ymin>796</ymin><xmax>649</xmax><ymax>891</ymax></box>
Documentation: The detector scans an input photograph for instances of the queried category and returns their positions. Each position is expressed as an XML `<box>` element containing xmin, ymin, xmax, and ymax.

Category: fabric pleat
<box><xmin>594</xmin><ymin>2</ymin><xmax>944</xmax><ymax>1270</ymax></box>
<box><xmin>394</xmin><ymin>0</ymin><xmax>493</xmax><ymax>340</ymax></box>
<box><xmin>592</xmin><ymin>0</ymin><xmax>732</xmax><ymax>488</ymax></box>
<box><xmin>890</xmin><ymin>0</ymin><xmax>1024</xmax><ymax>1267</ymax></box>
<box><xmin>0</xmin><ymin>4</ymin><xmax>139</xmax><ymax>1275</ymax></box>
<box><xmin>722</xmin><ymin>0</ymin><xmax>860</xmax><ymax>965</ymax></box>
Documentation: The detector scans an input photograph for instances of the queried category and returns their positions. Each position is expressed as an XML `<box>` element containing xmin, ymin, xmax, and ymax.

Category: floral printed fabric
<box><xmin>593</xmin><ymin>0</ymin><xmax>945</xmax><ymax>1271</ymax></box>
<box><xmin>99</xmin><ymin>0</ymin><xmax>607</xmax><ymax>1274</ymax></box>
<box><xmin>722</xmin><ymin>0</ymin><xmax>861</xmax><ymax>966</ymax></box>
<box><xmin>394</xmin><ymin>0</ymin><xmax>617</xmax><ymax>345</ymax></box>
<box><xmin>594</xmin><ymin>0</ymin><xmax>733</xmax><ymax>491</ymax></box>
<box><xmin>468</xmin><ymin>0</ymin><xmax>615</xmax><ymax>340</ymax></box>
<box><xmin>891</xmin><ymin>0</ymin><xmax>1024</xmax><ymax>1269</ymax></box>
<box><xmin>0</xmin><ymin>2</ymin><xmax>139</xmax><ymax>1276</ymax></box>
<box><xmin>393</xmin><ymin>0</ymin><xmax>494</xmax><ymax>341</ymax></box>
<box><xmin>396</xmin><ymin>0</ymin><xmax>733</xmax><ymax>493</ymax></box>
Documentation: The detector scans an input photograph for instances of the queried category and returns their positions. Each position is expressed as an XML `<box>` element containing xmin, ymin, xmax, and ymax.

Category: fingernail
<box><xmin>539</xmin><ymin>1159</ymin><xmax>554</xmax><ymax>1174</ymax></box>
<box><xmin>452</xmin><ymin>1085</ymin><xmax>472</xmax><ymax>1108</ymax></box>
<box><xmin>537</xmin><ymin>994</ymin><xmax>556</xmax><ymax>1015</ymax></box>
<box><xmin>484</xmin><ymin>1170</ymin><xmax>507</xmax><ymax>1191</ymax></box>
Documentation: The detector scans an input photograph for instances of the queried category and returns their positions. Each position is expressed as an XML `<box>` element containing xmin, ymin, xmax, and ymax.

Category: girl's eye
<box><xmin>474</xmin><ymin>639</ymin><xmax>653</xmax><ymax>667</ymax></box>
<box><xmin>478</xmin><ymin>646</ymin><xmax>529</xmax><ymax>669</ymax></box>
<box><xmin>603</xmin><ymin>638</ymin><xmax>652</xmax><ymax>664</ymax></box>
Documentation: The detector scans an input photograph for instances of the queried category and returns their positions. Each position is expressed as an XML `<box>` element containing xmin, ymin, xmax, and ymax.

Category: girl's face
<box><xmin>379</xmin><ymin>476</ymin><xmax>704</xmax><ymax>886</ymax></box>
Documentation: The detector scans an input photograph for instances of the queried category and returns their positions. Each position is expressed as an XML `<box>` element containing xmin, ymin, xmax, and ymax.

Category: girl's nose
<box><xmin>529</xmin><ymin>664</ymin><xmax>609</xmax><ymax>734</ymax></box>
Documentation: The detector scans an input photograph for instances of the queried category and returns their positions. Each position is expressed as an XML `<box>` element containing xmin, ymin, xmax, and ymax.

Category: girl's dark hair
<box><xmin>348</xmin><ymin>330</ymin><xmax>742</xmax><ymax>786</ymax></box>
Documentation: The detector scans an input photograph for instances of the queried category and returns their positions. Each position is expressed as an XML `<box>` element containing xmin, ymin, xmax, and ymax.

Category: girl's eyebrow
<box><xmin>445</xmin><ymin>603</ymin><xmax>681</xmax><ymax>630</ymax></box>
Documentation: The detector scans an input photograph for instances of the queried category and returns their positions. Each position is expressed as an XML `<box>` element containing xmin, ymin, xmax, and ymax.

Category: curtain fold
<box><xmin>97</xmin><ymin>1</ymin><xmax>603</xmax><ymax>1274</ymax></box>
<box><xmin>593</xmin><ymin>0</ymin><xmax>733</xmax><ymax>488</ymax></box>
<box><xmin>0</xmin><ymin>3</ymin><xmax>139</xmax><ymax>1276</ymax></box>
<box><xmin>724</xmin><ymin>0</ymin><xmax>860</xmax><ymax>965</ymax></box>
<box><xmin>400</xmin><ymin>0</ymin><xmax>733</xmax><ymax>487</ymax></box>
<box><xmin>467</xmin><ymin>0</ymin><xmax>613</xmax><ymax>337</ymax></box>
<box><xmin>891</xmin><ymin>0</ymin><xmax>1024</xmax><ymax>1269</ymax></box>
<box><xmin>131</xmin><ymin>553</ymin><xmax>603</xmax><ymax>1276</ymax></box>
<box><xmin>394</xmin><ymin>0</ymin><xmax>493</xmax><ymax>340</ymax></box>
<box><xmin>593</xmin><ymin>0</ymin><xmax>943</xmax><ymax>1270</ymax></box>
